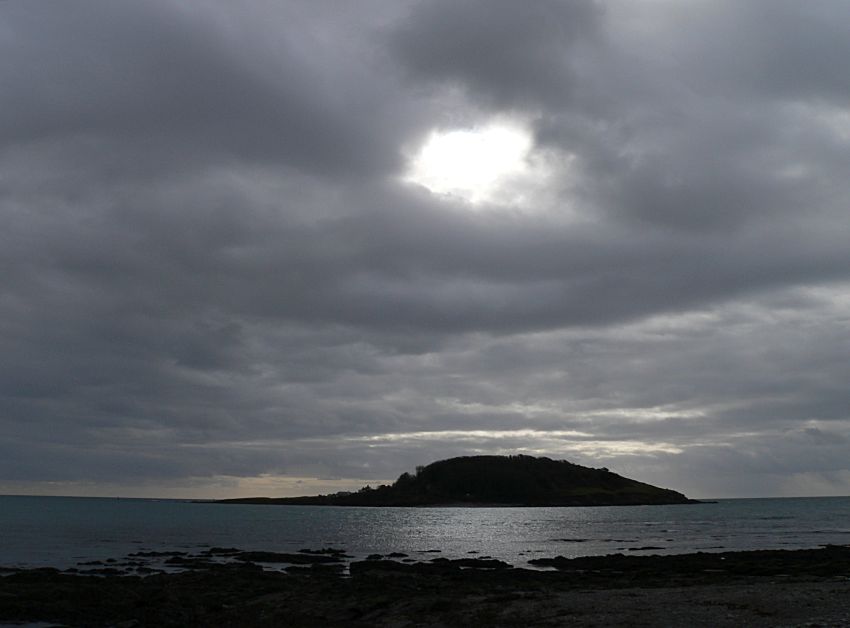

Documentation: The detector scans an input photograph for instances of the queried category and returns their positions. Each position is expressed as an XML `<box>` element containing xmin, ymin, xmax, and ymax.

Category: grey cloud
<box><xmin>2</xmin><ymin>1</ymin><xmax>850</xmax><ymax>498</ymax></box>
<box><xmin>387</xmin><ymin>0</ymin><xmax>601</xmax><ymax>109</ymax></box>
<box><xmin>0</xmin><ymin>1</ymin><xmax>407</xmax><ymax>177</ymax></box>
<box><xmin>665</xmin><ymin>1</ymin><xmax>850</xmax><ymax>105</ymax></box>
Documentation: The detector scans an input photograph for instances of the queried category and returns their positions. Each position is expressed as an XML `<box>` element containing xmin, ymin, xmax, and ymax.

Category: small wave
<box><xmin>550</xmin><ymin>538</ymin><xmax>589</xmax><ymax>543</ymax></box>
<box><xmin>810</xmin><ymin>529</ymin><xmax>850</xmax><ymax>535</ymax></box>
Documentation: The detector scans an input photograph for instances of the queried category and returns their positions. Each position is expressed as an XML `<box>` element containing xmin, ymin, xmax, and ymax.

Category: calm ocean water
<box><xmin>2</xmin><ymin>495</ymin><xmax>849</xmax><ymax>570</ymax></box>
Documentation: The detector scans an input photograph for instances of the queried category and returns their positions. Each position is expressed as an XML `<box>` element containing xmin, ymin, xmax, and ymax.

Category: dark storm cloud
<box><xmin>388</xmin><ymin>0</ymin><xmax>601</xmax><ymax>109</ymax></box>
<box><xmin>2</xmin><ymin>0</ymin><xmax>850</xmax><ymax>497</ymax></box>
<box><xmin>0</xmin><ymin>0</ymin><xmax>408</xmax><ymax>177</ymax></box>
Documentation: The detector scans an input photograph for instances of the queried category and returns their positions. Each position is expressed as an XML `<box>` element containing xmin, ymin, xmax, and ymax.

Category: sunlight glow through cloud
<box><xmin>404</xmin><ymin>122</ymin><xmax>535</xmax><ymax>205</ymax></box>
<box><xmin>343</xmin><ymin>430</ymin><xmax>685</xmax><ymax>457</ymax></box>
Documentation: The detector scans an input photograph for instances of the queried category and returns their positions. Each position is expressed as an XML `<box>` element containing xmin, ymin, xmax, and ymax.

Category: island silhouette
<box><xmin>218</xmin><ymin>455</ymin><xmax>697</xmax><ymax>506</ymax></box>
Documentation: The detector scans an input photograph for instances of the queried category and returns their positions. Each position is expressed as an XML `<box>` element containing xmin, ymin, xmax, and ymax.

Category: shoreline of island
<box><xmin>209</xmin><ymin>497</ymin><xmax>712</xmax><ymax>507</ymax></box>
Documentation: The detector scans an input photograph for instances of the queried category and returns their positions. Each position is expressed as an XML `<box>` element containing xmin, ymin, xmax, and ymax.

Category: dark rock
<box><xmin>79</xmin><ymin>567</ymin><xmax>126</xmax><ymax>576</ymax></box>
<box><xmin>201</xmin><ymin>547</ymin><xmax>242</xmax><ymax>555</ymax></box>
<box><xmin>135</xmin><ymin>566</ymin><xmax>161</xmax><ymax>574</ymax></box>
<box><xmin>285</xmin><ymin>563</ymin><xmax>345</xmax><ymax>576</ymax></box>
<box><xmin>527</xmin><ymin>545</ymin><xmax>850</xmax><ymax>583</ymax></box>
<box><xmin>234</xmin><ymin>551</ymin><xmax>342</xmax><ymax>564</ymax></box>
<box><xmin>164</xmin><ymin>556</ymin><xmax>215</xmax><ymax>569</ymax></box>
<box><xmin>430</xmin><ymin>558</ymin><xmax>512</xmax><ymax>570</ymax></box>
<box><xmin>350</xmin><ymin>560</ymin><xmax>411</xmax><ymax>576</ymax></box>
<box><xmin>298</xmin><ymin>547</ymin><xmax>349</xmax><ymax>557</ymax></box>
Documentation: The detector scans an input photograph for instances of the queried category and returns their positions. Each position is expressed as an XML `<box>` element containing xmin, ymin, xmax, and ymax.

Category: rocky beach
<box><xmin>2</xmin><ymin>545</ymin><xmax>850</xmax><ymax>626</ymax></box>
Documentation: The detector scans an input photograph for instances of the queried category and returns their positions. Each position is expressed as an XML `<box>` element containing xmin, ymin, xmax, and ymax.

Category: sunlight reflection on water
<box><xmin>2</xmin><ymin>496</ymin><xmax>850</xmax><ymax>569</ymax></box>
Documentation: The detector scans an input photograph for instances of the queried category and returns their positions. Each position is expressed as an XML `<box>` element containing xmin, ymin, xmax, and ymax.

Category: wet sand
<box><xmin>2</xmin><ymin>545</ymin><xmax>849</xmax><ymax>626</ymax></box>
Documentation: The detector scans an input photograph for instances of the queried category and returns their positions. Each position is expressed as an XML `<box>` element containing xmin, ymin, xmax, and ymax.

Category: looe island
<box><xmin>217</xmin><ymin>454</ymin><xmax>699</xmax><ymax>507</ymax></box>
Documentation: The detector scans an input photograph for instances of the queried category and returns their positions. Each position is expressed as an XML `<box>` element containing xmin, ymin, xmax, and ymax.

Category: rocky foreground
<box><xmin>2</xmin><ymin>546</ymin><xmax>850</xmax><ymax>627</ymax></box>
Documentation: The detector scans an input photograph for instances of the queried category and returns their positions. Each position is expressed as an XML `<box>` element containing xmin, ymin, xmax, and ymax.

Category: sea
<box><xmin>2</xmin><ymin>495</ymin><xmax>850</xmax><ymax>571</ymax></box>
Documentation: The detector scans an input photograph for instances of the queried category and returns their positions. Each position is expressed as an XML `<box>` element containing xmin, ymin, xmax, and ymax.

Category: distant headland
<box><xmin>217</xmin><ymin>455</ymin><xmax>699</xmax><ymax>507</ymax></box>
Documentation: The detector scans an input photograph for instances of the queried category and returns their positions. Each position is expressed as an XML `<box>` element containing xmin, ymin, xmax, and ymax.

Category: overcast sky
<box><xmin>3</xmin><ymin>0</ymin><xmax>850</xmax><ymax>499</ymax></box>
